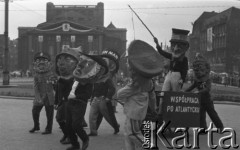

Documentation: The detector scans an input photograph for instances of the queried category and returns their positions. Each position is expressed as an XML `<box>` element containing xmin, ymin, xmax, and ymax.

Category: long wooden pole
<box><xmin>128</xmin><ymin>5</ymin><xmax>155</xmax><ymax>38</ymax></box>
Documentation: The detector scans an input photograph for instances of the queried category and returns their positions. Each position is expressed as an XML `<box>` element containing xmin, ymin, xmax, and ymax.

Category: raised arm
<box><xmin>154</xmin><ymin>37</ymin><xmax>172</xmax><ymax>59</ymax></box>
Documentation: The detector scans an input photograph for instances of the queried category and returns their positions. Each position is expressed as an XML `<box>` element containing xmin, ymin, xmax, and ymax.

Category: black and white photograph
<box><xmin>0</xmin><ymin>0</ymin><xmax>240</xmax><ymax>149</ymax></box>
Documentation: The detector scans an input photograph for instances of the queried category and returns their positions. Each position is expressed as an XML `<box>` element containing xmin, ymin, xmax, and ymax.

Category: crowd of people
<box><xmin>28</xmin><ymin>28</ymin><xmax>225</xmax><ymax>150</ymax></box>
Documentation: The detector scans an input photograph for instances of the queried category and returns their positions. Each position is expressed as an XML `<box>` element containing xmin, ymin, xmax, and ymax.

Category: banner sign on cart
<box><xmin>158</xmin><ymin>91</ymin><xmax>200</xmax><ymax>127</ymax></box>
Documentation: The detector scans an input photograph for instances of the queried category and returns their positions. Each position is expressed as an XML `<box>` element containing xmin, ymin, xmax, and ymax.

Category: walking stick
<box><xmin>128</xmin><ymin>5</ymin><xmax>155</xmax><ymax>38</ymax></box>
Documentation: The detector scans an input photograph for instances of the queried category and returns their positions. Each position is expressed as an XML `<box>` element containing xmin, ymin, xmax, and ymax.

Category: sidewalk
<box><xmin>0</xmin><ymin>98</ymin><xmax>239</xmax><ymax>150</ymax></box>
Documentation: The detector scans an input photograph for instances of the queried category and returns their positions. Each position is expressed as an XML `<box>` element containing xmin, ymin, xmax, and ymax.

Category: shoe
<box><xmin>82</xmin><ymin>140</ymin><xmax>89</xmax><ymax>150</ymax></box>
<box><xmin>29</xmin><ymin>127</ymin><xmax>40</xmax><ymax>133</ymax></box>
<box><xmin>60</xmin><ymin>135</ymin><xmax>67</xmax><ymax>143</ymax></box>
<box><xmin>66</xmin><ymin>145</ymin><xmax>80</xmax><ymax>150</ymax></box>
<box><xmin>42</xmin><ymin>130</ymin><xmax>52</xmax><ymax>135</ymax></box>
<box><xmin>61</xmin><ymin>137</ymin><xmax>71</xmax><ymax>145</ymax></box>
<box><xmin>114</xmin><ymin>124</ymin><xmax>120</xmax><ymax>134</ymax></box>
<box><xmin>88</xmin><ymin>133</ymin><xmax>97</xmax><ymax>136</ymax></box>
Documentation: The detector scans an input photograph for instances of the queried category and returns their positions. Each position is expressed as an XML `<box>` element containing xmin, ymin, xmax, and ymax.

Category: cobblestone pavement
<box><xmin>0</xmin><ymin>98</ymin><xmax>239</xmax><ymax>150</ymax></box>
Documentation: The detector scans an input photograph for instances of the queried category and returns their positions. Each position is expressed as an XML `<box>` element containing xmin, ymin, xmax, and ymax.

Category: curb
<box><xmin>0</xmin><ymin>96</ymin><xmax>34</xmax><ymax>100</ymax></box>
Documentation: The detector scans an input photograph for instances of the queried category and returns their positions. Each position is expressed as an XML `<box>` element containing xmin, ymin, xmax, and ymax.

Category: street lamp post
<box><xmin>3</xmin><ymin>0</ymin><xmax>10</xmax><ymax>85</ymax></box>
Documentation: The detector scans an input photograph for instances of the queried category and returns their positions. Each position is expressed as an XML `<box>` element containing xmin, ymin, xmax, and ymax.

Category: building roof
<box><xmin>204</xmin><ymin>7</ymin><xmax>240</xmax><ymax>27</ymax></box>
<box><xmin>107</xmin><ymin>22</ymin><xmax>116</xmax><ymax>29</ymax></box>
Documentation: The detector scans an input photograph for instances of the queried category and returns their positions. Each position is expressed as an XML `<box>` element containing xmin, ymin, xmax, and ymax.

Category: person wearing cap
<box><xmin>29</xmin><ymin>52</ymin><xmax>55</xmax><ymax>135</ymax></box>
<box><xmin>184</xmin><ymin>53</ymin><xmax>224</xmax><ymax>131</ymax></box>
<box><xmin>54</xmin><ymin>47</ymin><xmax>82</xmax><ymax>145</ymax></box>
<box><xmin>65</xmin><ymin>52</ymin><xmax>108</xmax><ymax>150</ymax></box>
<box><xmin>117</xmin><ymin>40</ymin><xmax>161</xmax><ymax>150</ymax></box>
<box><xmin>154</xmin><ymin>28</ymin><xmax>189</xmax><ymax>92</ymax></box>
<box><xmin>88</xmin><ymin>49</ymin><xmax>120</xmax><ymax>136</ymax></box>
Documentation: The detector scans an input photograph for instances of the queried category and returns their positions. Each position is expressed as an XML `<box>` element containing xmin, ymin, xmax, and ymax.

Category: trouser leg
<box><xmin>200</xmin><ymin>105</ymin><xmax>207</xmax><ymax>129</ymax></box>
<box><xmin>101</xmin><ymin>100</ymin><xmax>119</xmax><ymax>131</ymax></box>
<box><xmin>56</xmin><ymin>102</ymin><xmax>68</xmax><ymax>136</ymax></box>
<box><xmin>66</xmin><ymin>101</ymin><xmax>80</xmax><ymax>147</ymax></box>
<box><xmin>71</xmin><ymin>102</ymin><xmax>89</xmax><ymax>143</ymax></box>
<box><xmin>96</xmin><ymin>113</ymin><xmax>103</xmax><ymax>130</ymax></box>
<box><xmin>32</xmin><ymin>105</ymin><xmax>43</xmax><ymax>128</ymax></box>
<box><xmin>89</xmin><ymin>99</ymin><xmax>100</xmax><ymax>134</ymax></box>
<box><xmin>124</xmin><ymin>117</ymin><xmax>144</xmax><ymax>150</ymax></box>
<box><xmin>205</xmin><ymin>101</ymin><xmax>224</xmax><ymax>129</ymax></box>
<box><xmin>45</xmin><ymin>105</ymin><xmax>54</xmax><ymax>132</ymax></box>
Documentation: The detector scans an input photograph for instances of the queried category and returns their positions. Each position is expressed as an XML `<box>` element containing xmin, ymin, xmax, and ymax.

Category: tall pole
<box><xmin>3</xmin><ymin>0</ymin><xmax>9</xmax><ymax>85</ymax></box>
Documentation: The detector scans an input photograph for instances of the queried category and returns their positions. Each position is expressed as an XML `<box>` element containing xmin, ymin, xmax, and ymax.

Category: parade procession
<box><xmin>0</xmin><ymin>0</ymin><xmax>240</xmax><ymax>150</ymax></box>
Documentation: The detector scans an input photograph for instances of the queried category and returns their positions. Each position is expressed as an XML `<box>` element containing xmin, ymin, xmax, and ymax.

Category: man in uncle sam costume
<box><xmin>154</xmin><ymin>28</ymin><xmax>189</xmax><ymax>92</ymax></box>
<box><xmin>29</xmin><ymin>52</ymin><xmax>55</xmax><ymax>135</ymax></box>
<box><xmin>117</xmin><ymin>40</ymin><xmax>162</xmax><ymax>150</ymax></box>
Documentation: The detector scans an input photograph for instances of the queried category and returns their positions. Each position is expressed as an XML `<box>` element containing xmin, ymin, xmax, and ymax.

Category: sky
<box><xmin>0</xmin><ymin>0</ymin><xmax>240</xmax><ymax>47</ymax></box>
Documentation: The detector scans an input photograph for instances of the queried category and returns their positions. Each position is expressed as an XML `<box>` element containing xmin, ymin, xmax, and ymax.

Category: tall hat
<box><xmin>101</xmin><ymin>49</ymin><xmax>120</xmax><ymax>73</ymax></box>
<box><xmin>73</xmin><ymin>52</ymin><xmax>109</xmax><ymax>83</ymax></box>
<box><xmin>34</xmin><ymin>52</ymin><xmax>51</xmax><ymax>61</ymax></box>
<box><xmin>170</xmin><ymin>28</ymin><xmax>190</xmax><ymax>44</ymax></box>
<box><xmin>127</xmin><ymin>40</ymin><xmax>162</xmax><ymax>78</ymax></box>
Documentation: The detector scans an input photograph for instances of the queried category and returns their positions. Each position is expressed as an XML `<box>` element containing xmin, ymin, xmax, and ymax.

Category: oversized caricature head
<box><xmin>170</xmin><ymin>28</ymin><xmax>190</xmax><ymax>59</ymax></box>
<box><xmin>56</xmin><ymin>46</ymin><xmax>82</xmax><ymax>78</ymax></box>
<box><xmin>192</xmin><ymin>53</ymin><xmax>210</xmax><ymax>80</ymax></box>
<box><xmin>101</xmin><ymin>49</ymin><xmax>120</xmax><ymax>74</ymax></box>
<box><xmin>73</xmin><ymin>52</ymin><xmax>108</xmax><ymax>84</ymax></box>
<box><xmin>33</xmin><ymin>52</ymin><xmax>52</xmax><ymax>73</ymax></box>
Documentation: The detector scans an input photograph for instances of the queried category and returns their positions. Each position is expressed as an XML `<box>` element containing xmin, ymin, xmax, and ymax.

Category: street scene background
<box><xmin>0</xmin><ymin>77</ymin><xmax>239</xmax><ymax>150</ymax></box>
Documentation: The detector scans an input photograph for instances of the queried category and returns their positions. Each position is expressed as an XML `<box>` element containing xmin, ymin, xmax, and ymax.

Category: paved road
<box><xmin>0</xmin><ymin>98</ymin><xmax>239</xmax><ymax>150</ymax></box>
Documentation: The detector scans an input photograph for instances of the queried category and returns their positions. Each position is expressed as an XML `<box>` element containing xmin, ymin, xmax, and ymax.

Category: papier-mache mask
<box><xmin>56</xmin><ymin>46</ymin><xmax>82</xmax><ymax>78</ymax></box>
<box><xmin>33</xmin><ymin>52</ymin><xmax>52</xmax><ymax>73</ymax></box>
<box><xmin>73</xmin><ymin>52</ymin><xmax>108</xmax><ymax>84</ymax></box>
<box><xmin>192</xmin><ymin>53</ymin><xmax>210</xmax><ymax>79</ymax></box>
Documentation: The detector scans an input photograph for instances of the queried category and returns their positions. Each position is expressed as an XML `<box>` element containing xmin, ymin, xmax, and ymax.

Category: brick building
<box><xmin>189</xmin><ymin>7</ymin><xmax>240</xmax><ymax>75</ymax></box>
<box><xmin>17</xmin><ymin>2</ymin><xmax>127</xmax><ymax>72</ymax></box>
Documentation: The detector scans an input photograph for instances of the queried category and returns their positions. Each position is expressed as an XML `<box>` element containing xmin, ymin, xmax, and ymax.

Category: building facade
<box><xmin>18</xmin><ymin>2</ymin><xmax>127</xmax><ymax>72</ymax></box>
<box><xmin>189</xmin><ymin>7</ymin><xmax>240</xmax><ymax>75</ymax></box>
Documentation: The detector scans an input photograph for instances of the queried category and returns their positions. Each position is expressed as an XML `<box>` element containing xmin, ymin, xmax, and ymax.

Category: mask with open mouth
<box><xmin>73</xmin><ymin>53</ymin><xmax>108</xmax><ymax>83</ymax></box>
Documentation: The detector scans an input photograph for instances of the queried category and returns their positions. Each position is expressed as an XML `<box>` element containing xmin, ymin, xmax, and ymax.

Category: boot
<box><xmin>82</xmin><ymin>139</ymin><xmax>89</xmax><ymax>150</ymax></box>
<box><xmin>29</xmin><ymin>126</ymin><xmax>40</xmax><ymax>133</ymax></box>
<box><xmin>66</xmin><ymin>144</ymin><xmax>80</xmax><ymax>150</ymax></box>
<box><xmin>61</xmin><ymin>137</ymin><xmax>71</xmax><ymax>145</ymax></box>
<box><xmin>60</xmin><ymin>135</ymin><xmax>67</xmax><ymax>143</ymax></box>
<box><xmin>29</xmin><ymin>107</ymin><xmax>40</xmax><ymax>133</ymax></box>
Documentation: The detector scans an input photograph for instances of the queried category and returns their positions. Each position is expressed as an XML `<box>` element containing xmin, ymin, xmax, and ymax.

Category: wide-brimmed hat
<box><xmin>73</xmin><ymin>52</ymin><xmax>109</xmax><ymax>83</ymax></box>
<box><xmin>34</xmin><ymin>52</ymin><xmax>51</xmax><ymax>61</ymax></box>
<box><xmin>101</xmin><ymin>49</ymin><xmax>120</xmax><ymax>73</ymax></box>
<box><xmin>127</xmin><ymin>40</ymin><xmax>162</xmax><ymax>78</ymax></box>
